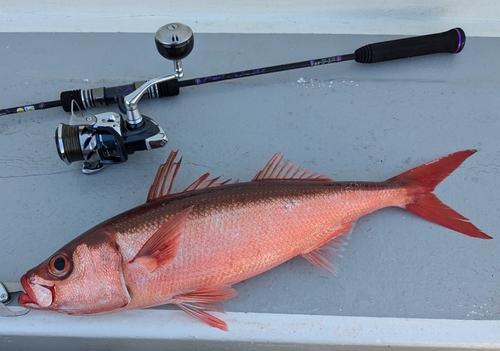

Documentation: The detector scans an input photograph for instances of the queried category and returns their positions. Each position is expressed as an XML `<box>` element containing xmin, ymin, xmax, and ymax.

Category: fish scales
<box><xmin>115</xmin><ymin>182</ymin><xmax>405</xmax><ymax>303</ymax></box>
<box><xmin>19</xmin><ymin>150</ymin><xmax>491</xmax><ymax>331</ymax></box>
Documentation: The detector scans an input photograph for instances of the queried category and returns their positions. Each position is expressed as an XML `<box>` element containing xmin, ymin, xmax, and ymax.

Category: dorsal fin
<box><xmin>147</xmin><ymin>150</ymin><xmax>182</xmax><ymax>202</ymax></box>
<box><xmin>253</xmin><ymin>152</ymin><xmax>333</xmax><ymax>182</ymax></box>
<box><xmin>183</xmin><ymin>173</ymin><xmax>233</xmax><ymax>192</ymax></box>
<box><xmin>147</xmin><ymin>151</ymin><xmax>233</xmax><ymax>202</ymax></box>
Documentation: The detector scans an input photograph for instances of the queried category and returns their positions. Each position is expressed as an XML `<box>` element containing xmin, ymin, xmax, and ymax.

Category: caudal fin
<box><xmin>389</xmin><ymin>149</ymin><xmax>491</xmax><ymax>239</ymax></box>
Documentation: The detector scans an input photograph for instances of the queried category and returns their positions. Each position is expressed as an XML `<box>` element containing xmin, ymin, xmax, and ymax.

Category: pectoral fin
<box><xmin>174</xmin><ymin>285</ymin><xmax>238</xmax><ymax>331</ymax></box>
<box><xmin>130</xmin><ymin>205</ymin><xmax>194</xmax><ymax>272</ymax></box>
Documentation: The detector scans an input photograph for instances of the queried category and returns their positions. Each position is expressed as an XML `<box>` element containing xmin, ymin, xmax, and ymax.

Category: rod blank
<box><xmin>0</xmin><ymin>28</ymin><xmax>466</xmax><ymax>116</ymax></box>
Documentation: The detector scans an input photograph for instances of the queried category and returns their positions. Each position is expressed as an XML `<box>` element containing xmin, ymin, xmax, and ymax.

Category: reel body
<box><xmin>54</xmin><ymin>23</ymin><xmax>193</xmax><ymax>173</ymax></box>
<box><xmin>55</xmin><ymin>113</ymin><xmax>167</xmax><ymax>174</ymax></box>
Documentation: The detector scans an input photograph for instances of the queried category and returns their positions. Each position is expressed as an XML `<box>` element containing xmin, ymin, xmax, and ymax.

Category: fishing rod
<box><xmin>1</xmin><ymin>27</ymin><xmax>465</xmax><ymax>116</ymax></box>
<box><xmin>0</xmin><ymin>24</ymin><xmax>466</xmax><ymax>174</ymax></box>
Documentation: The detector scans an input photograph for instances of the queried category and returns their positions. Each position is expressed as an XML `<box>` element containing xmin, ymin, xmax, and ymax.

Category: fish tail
<box><xmin>389</xmin><ymin>149</ymin><xmax>491</xmax><ymax>239</ymax></box>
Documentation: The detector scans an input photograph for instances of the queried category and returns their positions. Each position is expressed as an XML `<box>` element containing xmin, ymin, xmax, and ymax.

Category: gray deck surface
<box><xmin>0</xmin><ymin>31</ymin><xmax>499</xmax><ymax>349</ymax></box>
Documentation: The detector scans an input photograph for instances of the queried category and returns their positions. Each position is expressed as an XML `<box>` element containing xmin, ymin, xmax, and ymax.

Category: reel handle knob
<box><xmin>155</xmin><ymin>23</ymin><xmax>194</xmax><ymax>60</ymax></box>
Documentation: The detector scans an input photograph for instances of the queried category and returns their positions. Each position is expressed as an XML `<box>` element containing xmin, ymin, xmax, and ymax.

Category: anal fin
<box><xmin>301</xmin><ymin>222</ymin><xmax>354</xmax><ymax>275</ymax></box>
<box><xmin>174</xmin><ymin>285</ymin><xmax>238</xmax><ymax>331</ymax></box>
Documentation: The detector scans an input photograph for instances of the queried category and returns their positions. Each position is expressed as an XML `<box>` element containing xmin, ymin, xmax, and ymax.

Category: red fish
<box><xmin>19</xmin><ymin>150</ymin><xmax>491</xmax><ymax>330</ymax></box>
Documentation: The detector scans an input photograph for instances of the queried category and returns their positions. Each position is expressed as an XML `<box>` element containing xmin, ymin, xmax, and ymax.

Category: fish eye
<box><xmin>48</xmin><ymin>253</ymin><xmax>72</xmax><ymax>278</ymax></box>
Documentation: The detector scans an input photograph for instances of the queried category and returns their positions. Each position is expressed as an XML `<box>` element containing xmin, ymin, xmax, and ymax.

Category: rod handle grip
<box><xmin>354</xmin><ymin>28</ymin><xmax>466</xmax><ymax>64</ymax></box>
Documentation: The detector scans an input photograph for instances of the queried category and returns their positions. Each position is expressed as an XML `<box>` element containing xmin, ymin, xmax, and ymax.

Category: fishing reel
<box><xmin>54</xmin><ymin>23</ymin><xmax>194</xmax><ymax>174</ymax></box>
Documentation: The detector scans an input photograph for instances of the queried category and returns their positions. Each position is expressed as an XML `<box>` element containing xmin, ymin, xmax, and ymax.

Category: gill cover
<box><xmin>20</xmin><ymin>238</ymin><xmax>131</xmax><ymax>315</ymax></box>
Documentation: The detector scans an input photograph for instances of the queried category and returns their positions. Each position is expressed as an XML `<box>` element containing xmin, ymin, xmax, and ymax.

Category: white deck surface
<box><xmin>0</xmin><ymin>27</ymin><xmax>499</xmax><ymax>349</ymax></box>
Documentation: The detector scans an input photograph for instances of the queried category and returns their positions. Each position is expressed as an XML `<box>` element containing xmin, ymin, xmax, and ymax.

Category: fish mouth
<box><xmin>19</xmin><ymin>274</ymin><xmax>36</xmax><ymax>306</ymax></box>
<box><xmin>19</xmin><ymin>274</ymin><xmax>53</xmax><ymax>308</ymax></box>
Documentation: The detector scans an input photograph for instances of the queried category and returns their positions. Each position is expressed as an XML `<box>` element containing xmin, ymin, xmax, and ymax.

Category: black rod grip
<box><xmin>354</xmin><ymin>28</ymin><xmax>466</xmax><ymax>64</ymax></box>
